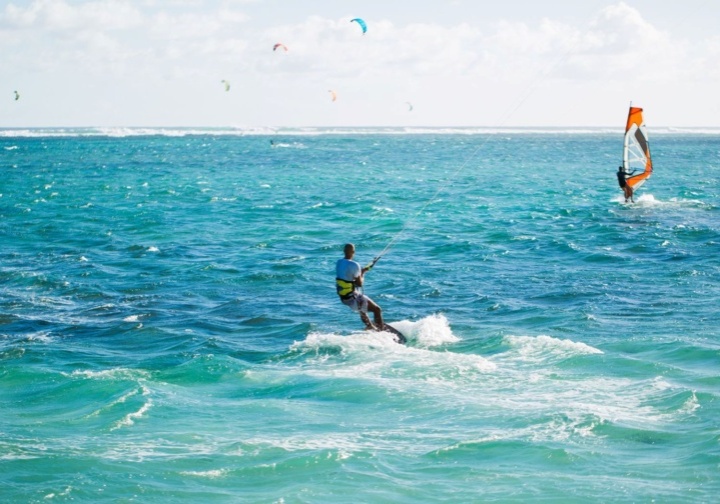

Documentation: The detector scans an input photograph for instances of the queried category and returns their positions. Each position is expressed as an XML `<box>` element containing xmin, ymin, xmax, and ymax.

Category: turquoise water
<box><xmin>1</xmin><ymin>127</ymin><xmax>719</xmax><ymax>502</ymax></box>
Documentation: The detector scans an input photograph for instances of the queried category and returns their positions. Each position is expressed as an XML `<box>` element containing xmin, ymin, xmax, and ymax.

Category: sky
<box><xmin>1</xmin><ymin>0</ymin><xmax>719</xmax><ymax>128</ymax></box>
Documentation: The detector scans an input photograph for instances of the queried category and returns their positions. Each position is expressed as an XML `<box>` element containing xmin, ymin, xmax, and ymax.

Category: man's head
<box><xmin>343</xmin><ymin>243</ymin><xmax>355</xmax><ymax>259</ymax></box>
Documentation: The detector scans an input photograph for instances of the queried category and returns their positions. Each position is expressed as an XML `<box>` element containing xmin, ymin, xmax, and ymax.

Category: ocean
<box><xmin>1</xmin><ymin>127</ymin><xmax>719</xmax><ymax>503</ymax></box>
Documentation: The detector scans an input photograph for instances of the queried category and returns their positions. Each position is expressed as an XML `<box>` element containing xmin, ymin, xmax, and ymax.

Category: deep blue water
<box><xmin>1</xmin><ymin>127</ymin><xmax>719</xmax><ymax>502</ymax></box>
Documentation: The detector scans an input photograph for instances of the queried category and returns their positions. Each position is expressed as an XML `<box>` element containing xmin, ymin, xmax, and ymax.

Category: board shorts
<box><xmin>340</xmin><ymin>293</ymin><xmax>371</xmax><ymax>314</ymax></box>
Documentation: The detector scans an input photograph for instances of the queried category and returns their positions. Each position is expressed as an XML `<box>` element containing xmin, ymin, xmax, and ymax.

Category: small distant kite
<box><xmin>14</xmin><ymin>90</ymin><xmax>20</xmax><ymax>101</ymax></box>
<box><xmin>405</xmin><ymin>102</ymin><xmax>414</xmax><ymax>112</ymax></box>
<box><xmin>220</xmin><ymin>80</ymin><xmax>230</xmax><ymax>92</ymax></box>
<box><xmin>351</xmin><ymin>18</ymin><xmax>367</xmax><ymax>34</ymax></box>
<box><xmin>328</xmin><ymin>90</ymin><xmax>337</xmax><ymax>102</ymax></box>
<box><xmin>273</xmin><ymin>43</ymin><xmax>288</xmax><ymax>52</ymax></box>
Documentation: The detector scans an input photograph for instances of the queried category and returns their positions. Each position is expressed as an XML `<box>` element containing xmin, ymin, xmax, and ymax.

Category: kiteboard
<box><xmin>381</xmin><ymin>323</ymin><xmax>407</xmax><ymax>344</ymax></box>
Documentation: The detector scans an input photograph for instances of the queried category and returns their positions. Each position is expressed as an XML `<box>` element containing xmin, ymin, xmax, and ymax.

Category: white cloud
<box><xmin>0</xmin><ymin>1</ymin><xmax>693</xmax><ymax>82</ymax></box>
<box><xmin>1</xmin><ymin>0</ymin><xmax>143</xmax><ymax>31</ymax></box>
<box><xmin>1</xmin><ymin>1</ymin><xmax>718</xmax><ymax>126</ymax></box>
<box><xmin>560</xmin><ymin>2</ymin><xmax>686</xmax><ymax>81</ymax></box>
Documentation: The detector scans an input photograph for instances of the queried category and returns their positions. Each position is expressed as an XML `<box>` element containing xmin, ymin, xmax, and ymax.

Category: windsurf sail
<box><xmin>622</xmin><ymin>104</ymin><xmax>653</xmax><ymax>190</ymax></box>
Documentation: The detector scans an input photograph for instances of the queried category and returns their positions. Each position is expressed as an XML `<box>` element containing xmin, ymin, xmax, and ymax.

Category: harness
<box><xmin>336</xmin><ymin>278</ymin><xmax>357</xmax><ymax>300</ymax></box>
<box><xmin>336</xmin><ymin>256</ymin><xmax>377</xmax><ymax>301</ymax></box>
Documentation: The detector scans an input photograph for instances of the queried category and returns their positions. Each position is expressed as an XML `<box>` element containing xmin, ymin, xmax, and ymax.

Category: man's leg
<box><xmin>366</xmin><ymin>299</ymin><xmax>383</xmax><ymax>330</ymax></box>
<box><xmin>359</xmin><ymin>311</ymin><xmax>375</xmax><ymax>330</ymax></box>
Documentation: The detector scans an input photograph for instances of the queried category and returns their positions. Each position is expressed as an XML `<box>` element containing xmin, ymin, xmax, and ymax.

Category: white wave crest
<box><xmin>612</xmin><ymin>193</ymin><xmax>713</xmax><ymax>210</ymax></box>
<box><xmin>110</xmin><ymin>385</ymin><xmax>152</xmax><ymax>431</ymax></box>
<box><xmin>67</xmin><ymin>367</ymin><xmax>151</xmax><ymax>380</ymax></box>
<box><xmin>23</xmin><ymin>331</ymin><xmax>54</xmax><ymax>343</ymax></box>
<box><xmin>5</xmin><ymin>126</ymin><xmax>720</xmax><ymax>139</ymax></box>
<box><xmin>180</xmin><ymin>469</ymin><xmax>228</xmax><ymax>479</ymax></box>
<box><xmin>290</xmin><ymin>314</ymin><xmax>495</xmax><ymax>379</ymax></box>
<box><xmin>504</xmin><ymin>334</ymin><xmax>602</xmax><ymax>361</ymax></box>
<box><xmin>294</xmin><ymin>314</ymin><xmax>459</xmax><ymax>352</ymax></box>
<box><xmin>394</xmin><ymin>313</ymin><xmax>459</xmax><ymax>347</ymax></box>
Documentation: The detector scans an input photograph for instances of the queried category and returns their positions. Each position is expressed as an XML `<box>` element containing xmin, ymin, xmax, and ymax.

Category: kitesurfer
<box><xmin>336</xmin><ymin>243</ymin><xmax>383</xmax><ymax>331</ymax></box>
<box><xmin>617</xmin><ymin>166</ymin><xmax>636</xmax><ymax>203</ymax></box>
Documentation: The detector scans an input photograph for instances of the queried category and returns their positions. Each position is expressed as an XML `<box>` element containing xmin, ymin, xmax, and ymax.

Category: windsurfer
<box><xmin>617</xmin><ymin>166</ymin><xmax>636</xmax><ymax>203</ymax></box>
<box><xmin>336</xmin><ymin>243</ymin><xmax>384</xmax><ymax>330</ymax></box>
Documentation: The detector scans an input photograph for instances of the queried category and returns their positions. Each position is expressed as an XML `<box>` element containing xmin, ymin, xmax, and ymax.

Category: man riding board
<box><xmin>335</xmin><ymin>243</ymin><xmax>384</xmax><ymax>331</ymax></box>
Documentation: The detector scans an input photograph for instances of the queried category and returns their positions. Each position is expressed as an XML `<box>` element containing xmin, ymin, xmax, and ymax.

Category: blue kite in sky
<box><xmin>350</xmin><ymin>18</ymin><xmax>367</xmax><ymax>34</ymax></box>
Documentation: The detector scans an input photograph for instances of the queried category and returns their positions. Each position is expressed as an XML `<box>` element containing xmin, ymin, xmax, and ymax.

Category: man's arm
<box><xmin>354</xmin><ymin>262</ymin><xmax>365</xmax><ymax>287</ymax></box>
<box><xmin>362</xmin><ymin>257</ymin><xmax>380</xmax><ymax>274</ymax></box>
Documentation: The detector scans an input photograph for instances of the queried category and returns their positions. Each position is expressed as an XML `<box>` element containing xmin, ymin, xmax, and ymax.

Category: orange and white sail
<box><xmin>622</xmin><ymin>105</ymin><xmax>653</xmax><ymax>190</ymax></box>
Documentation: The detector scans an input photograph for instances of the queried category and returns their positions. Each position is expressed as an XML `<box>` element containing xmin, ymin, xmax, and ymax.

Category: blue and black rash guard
<box><xmin>617</xmin><ymin>170</ymin><xmax>627</xmax><ymax>188</ymax></box>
